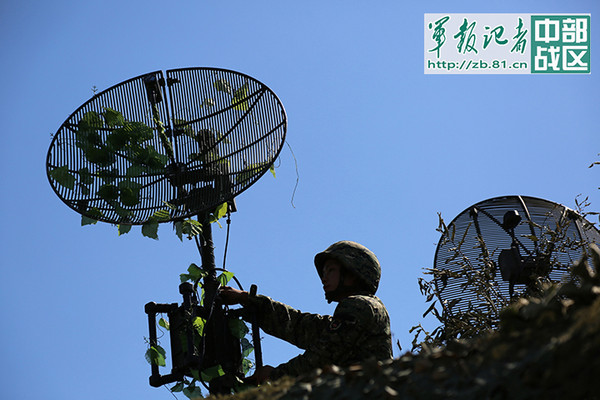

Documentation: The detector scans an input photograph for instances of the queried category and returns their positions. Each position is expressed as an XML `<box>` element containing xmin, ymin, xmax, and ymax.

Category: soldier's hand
<box><xmin>219</xmin><ymin>286</ymin><xmax>249</xmax><ymax>305</ymax></box>
<box><xmin>245</xmin><ymin>365</ymin><xmax>274</xmax><ymax>385</ymax></box>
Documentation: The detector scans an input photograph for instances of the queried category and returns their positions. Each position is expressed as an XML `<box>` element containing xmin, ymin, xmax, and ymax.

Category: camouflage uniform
<box><xmin>244</xmin><ymin>241</ymin><xmax>393</xmax><ymax>379</ymax></box>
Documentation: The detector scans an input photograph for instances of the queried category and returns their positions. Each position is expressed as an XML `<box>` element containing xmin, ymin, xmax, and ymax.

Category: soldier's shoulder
<box><xmin>345</xmin><ymin>294</ymin><xmax>386</xmax><ymax>307</ymax></box>
<box><xmin>335</xmin><ymin>295</ymin><xmax>386</xmax><ymax>317</ymax></box>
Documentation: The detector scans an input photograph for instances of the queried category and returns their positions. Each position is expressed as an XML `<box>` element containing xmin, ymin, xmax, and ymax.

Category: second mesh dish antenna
<box><xmin>433</xmin><ymin>195</ymin><xmax>599</xmax><ymax>321</ymax></box>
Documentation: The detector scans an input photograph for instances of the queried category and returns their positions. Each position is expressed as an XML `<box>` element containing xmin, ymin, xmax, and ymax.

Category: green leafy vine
<box><xmin>49</xmin><ymin>80</ymin><xmax>281</xmax><ymax>233</ymax></box>
<box><xmin>146</xmin><ymin>263</ymin><xmax>255</xmax><ymax>398</ymax></box>
<box><xmin>52</xmin><ymin>85</ymin><xmax>283</xmax><ymax>398</ymax></box>
<box><xmin>49</xmin><ymin>107</ymin><xmax>170</xmax><ymax>225</ymax></box>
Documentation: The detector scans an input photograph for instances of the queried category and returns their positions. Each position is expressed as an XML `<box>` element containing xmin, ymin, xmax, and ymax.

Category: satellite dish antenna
<box><xmin>46</xmin><ymin>67</ymin><xmax>286</xmax><ymax>225</ymax></box>
<box><xmin>45</xmin><ymin>67</ymin><xmax>287</xmax><ymax>394</ymax></box>
<box><xmin>433</xmin><ymin>195</ymin><xmax>599</xmax><ymax>323</ymax></box>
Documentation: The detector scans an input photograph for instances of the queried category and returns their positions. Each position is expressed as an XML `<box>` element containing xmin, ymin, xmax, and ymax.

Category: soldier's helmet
<box><xmin>314</xmin><ymin>241</ymin><xmax>381</xmax><ymax>295</ymax></box>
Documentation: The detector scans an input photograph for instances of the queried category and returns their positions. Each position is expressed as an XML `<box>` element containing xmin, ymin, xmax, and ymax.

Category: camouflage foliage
<box><xmin>208</xmin><ymin>245</ymin><xmax>600</xmax><ymax>400</ymax></box>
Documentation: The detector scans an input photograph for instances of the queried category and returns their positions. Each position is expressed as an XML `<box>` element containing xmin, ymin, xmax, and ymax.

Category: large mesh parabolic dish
<box><xmin>433</xmin><ymin>195</ymin><xmax>600</xmax><ymax>318</ymax></box>
<box><xmin>46</xmin><ymin>68</ymin><xmax>287</xmax><ymax>225</ymax></box>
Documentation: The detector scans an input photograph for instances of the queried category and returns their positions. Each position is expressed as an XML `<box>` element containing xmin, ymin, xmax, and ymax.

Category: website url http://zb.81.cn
<box><xmin>427</xmin><ymin>59</ymin><xmax>529</xmax><ymax>72</ymax></box>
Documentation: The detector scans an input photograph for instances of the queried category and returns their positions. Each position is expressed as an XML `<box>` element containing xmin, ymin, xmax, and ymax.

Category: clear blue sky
<box><xmin>1</xmin><ymin>1</ymin><xmax>598</xmax><ymax>399</ymax></box>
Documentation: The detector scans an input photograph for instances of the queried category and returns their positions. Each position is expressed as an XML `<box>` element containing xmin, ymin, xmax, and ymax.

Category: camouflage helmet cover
<box><xmin>314</xmin><ymin>241</ymin><xmax>381</xmax><ymax>294</ymax></box>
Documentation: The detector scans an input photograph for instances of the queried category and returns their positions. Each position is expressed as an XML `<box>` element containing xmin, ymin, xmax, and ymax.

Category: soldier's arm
<box><xmin>244</xmin><ymin>294</ymin><xmax>331</xmax><ymax>350</ymax></box>
<box><xmin>269</xmin><ymin>296</ymin><xmax>377</xmax><ymax>379</ymax></box>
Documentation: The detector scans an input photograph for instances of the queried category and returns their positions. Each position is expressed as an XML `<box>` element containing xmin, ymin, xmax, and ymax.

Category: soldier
<box><xmin>219</xmin><ymin>241</ymin><xmax>393</xmax><ymax>383</ymax></box>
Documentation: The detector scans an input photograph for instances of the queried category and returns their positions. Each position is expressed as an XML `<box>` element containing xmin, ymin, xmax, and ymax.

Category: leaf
<box><xmin>217</xmin><ymin>270</ymin><xmax>234</xmax><ymax>286</ymax></box>
<box><xmin>82</xmin><ymin>215</ymin><xmax>98</xmax><ymax>226</ymax></box>
<box><xmin>145</xmin><ymin>345</ymin><xmax>166</xmax><ymax>367</ymax></box>
<box><xmin>181</xmin><ymin>219</ymin><xmax>202</xmax><ymax>239</ymax></box>
<box><xmin>232</xmin><ymin>82</ymin><xmax>249</xmax><ymax>111</ymax></box>
<box><xmin>182</xmin><ymin>387</ymin><xmax>193</xmax><ymax>399</ymax></box>
<box><xmin>114</xmin><ymin>204</ymin><xmax>133</xmax><ymax>221</ymax></box>
<box><xmin>144</xmin><ymin>348</ymin><xmax>153</xmax><ymax>365</ymax></box>
<box><xmin>106</xmin><ymin>129</ymin><xmax>130</xmax><ymax>150</ymax></box>
<box><xmin>214</xmin><ymin>79</ymin><xmax>232</xmax><ymax>94</ymax></box>
<box><xmin>126</xmin><ymin>164</ymin><xmax>147</xmax><ymax>177</ymax></box>
<box><xmin>98</xmin><ymin>168</ymin><xmax>119</xmax><ymax>183</ymax></box>
<box><xmin>152</xmin><ymin>209</ymin><xmax>171</xmax><ymax>222</ymax></box>
<box><xmin>113</xmin><ymin>121</ymin><xmax>154</xmax><ymax>145</ymax></box>
<box><xmin>214</xmin><ymin>202</ymin><xmax>228</xmax><ymax>219</ymax></box>
<box><xmin>163</xmin><ymin>201</ymin><xmax>177</xmax><ymax>211</ymax></box>
<box><xmin>80</xmin><ymin>111</ymin><xmax>103</xmax><ymax>128</ymax></box>
<box><xmin>148</xmin><ymin>148</ymin><xmax>169</xmax><ymax>169</ymax></box>
<box><xmin>50</xmin><ymin>166</ymin><xmax>76</xmax><ymax>190</ymax></box>
<box><xmin>82</xmin><ymin>207</ymin><xmax>102</xmax><ymax>226</ymax></box>
<box><xmin>103</xmin><ymin>107</ymin><xmax>125</xmax><ymax>127</ymax></box>
<box><xmin>118</xmin><ymin>224</ymin><xmax>132</xmax><ymax>235</ymax></box>
<box><xmin>88</xmin><ymin>207</ymin><xmax>103</xmax><ymax>219</ymax></box>
<box><xmin>126</xmin><ymin>122</ymin><xmax>154</xmax><ymax>143</ymax></box>
<box><xmin>171</xmin><ymin>382</ymin><xmax>184</xmax><ymax>393</ymax></box>
<box><xmin>76</xmin><ymin>131</ymin><xmax>101</xmax><ymax>151</ymax></box>
<box><xmin>203</xmin><ymin>98</ymin><xmax>215</xmax><ymax>107</ymax></box>
<box><xmin>107</xmin><ymin>122</ymin><xmax>152</xmax><ymax>151</ymax></box>
<box><xmin>242</xmin><ymin>358</ymin><xmax>254</xmax><ymax>375</ymax></box>
<box><xmin>174</xmin><ymin>221</ymin><xmax>183</xmax><ymax>241</ymax></box>
<box><xmin>208</xmin><ymin>202</ymin><xmax>228</xmax><ymax>224</ymax></box>
<box><xmin>131</xmin><ymin>146</ymin><xmax>149</xmax><ymax>165</ymax></box>
<box><xmin>78</xmin><ymin>167</ymin><xmax>93</xmax><ymax>185</ymax></box>
<box><xmin>76</xmin><ymin>112</ymin><xmax>102</xmax><ymax>149</ymax></box>
<box><xmin>159</xmin><ymin>317</ymin><xmax>170</xmax><ymax>331</ymax></box>
<box><xmin>200</xmin><ymin>365</ymin><xmax>225</xmax><ymax>382</ymax></box>
<box><xmin>188</xmin><ymin>263</ymin><xmax>207</xmax><ymax>279</ymax></box>
<box><xmin>228</xmin><ymin>318</ymin><xmax>249</xmax><ymax>339</ymax></box>
<box><xmin>269</xmin><ymin>164</ymin><xmax>276</xmax><ymax>178</ymax></box>
<box><xmin>199</xmin><ymin>288</ymin><xmax>205</xmax><ymax>306</ymax></box>
<box><xmin>97</xmin><ymin>184</ymin><xmax>119</xmax><ymax>201</ymax></box>
<box><xmin>183</xmin><ymin>383</ymin><xmax>203</xmax><ymax>399</ymax></box>
<box><xmin>142</xmin><ymin>219</ymin><xmax>159</xmax><ymax>239</ymax></box>
<box><xmin>182</xmin><ymin>263</ymin><xmax>208</xmax><ymax>282</ymax></box>
<box><xmin>119</xmin><ymin>187</ymin><xmax>140</xmax><ymax>207</ymax></box>
<box><xmin>193</xmin><ymin>317</ymin><xmax>206</xmax><ymax>337</ymax></box>
<box><xmin>241</xmin><ymin>337</ymin><xmax>254</xmax><ymax>358</ymax></box>
<box><xmin>84</xmin><ymin>146</ymin><xmax>115</xmax><ymax>166</ymax></box>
